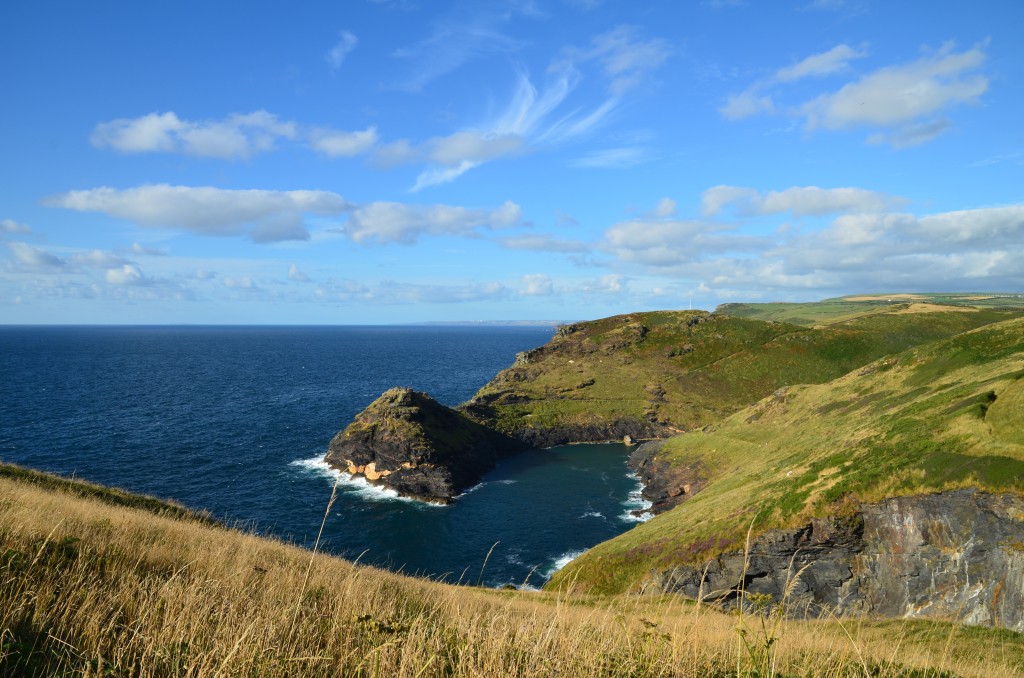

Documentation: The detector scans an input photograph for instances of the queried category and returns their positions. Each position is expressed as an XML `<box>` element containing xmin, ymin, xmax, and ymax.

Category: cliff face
<box><xmin>653</xmin><ymin>490</ymin><xmax>1024</xmax><ymax>631</ymax></box>
<box><xmin>324</xmin><ymin>388</ymin><xmax>523</xmax><ymax>503</ymax></box>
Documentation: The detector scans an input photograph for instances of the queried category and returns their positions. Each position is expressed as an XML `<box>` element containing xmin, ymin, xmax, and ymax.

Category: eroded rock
<box><xmin>325</xmin><ymin>388</ymin><xmax>524</xmax><ymax>503</ymax></box>
<box><xmin>652</xmin><ymin>490</ymin><xmax>1024</xmax><ymax>631</ymax></box>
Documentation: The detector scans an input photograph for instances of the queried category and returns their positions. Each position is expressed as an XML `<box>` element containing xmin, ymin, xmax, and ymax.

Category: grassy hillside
<box><xmin>717</xmin><ymin>293</ymin><xmax>1024</xmax><ymax>326</ymax></box>
<box><xmin>465</xmin><ymin>305</ymin><xmax>1024</xmax><ymax>440</ymax></box>
<box><xmin>3</xmin><ymin>463</ymin><xmax>1023</xmax><ymax>676</ymax></box>
<box><xmin>549</xmin><ymin>316</ymin><xmax>1024</xmax><ymax>596</ymax></box>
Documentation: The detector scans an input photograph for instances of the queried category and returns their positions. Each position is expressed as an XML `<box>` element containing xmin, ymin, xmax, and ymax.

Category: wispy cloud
<box><xmin>391</xmin><ymin>19</ymin><xmax>520</xmax><ymax>92</ymax></box>
<box><xmin>570</xmin><ymin>146</ymin><xmax>650</xmax><ymax>168</ymax></box>
<box><xmin>402</xmin><ymin>26</ymin><xmax>670</xmax><ymax>189</ymax></box>
<box><xmin>314</xmin><ymin>278</ymin><xmax>511</xmax><ymax>304</ymax></box>
<box><xmin>326</xmin><ymin>30</ymin><xmax>358</xmax><ymax>70</ymax></box>
<box><xmin>498</xmin><ymin>234</ymin><xmax>591</xmax><ymax>253</ymax></box>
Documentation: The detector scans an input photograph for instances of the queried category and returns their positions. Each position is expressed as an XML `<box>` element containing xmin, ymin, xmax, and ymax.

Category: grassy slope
<box><xmin>550</xmin><ymin>316</ymin><xmax>1024</xmax><ymax>596</ymax></box>
<box><xmin>467</xmin><ymin>305</ymin><xmax>1024</xmax><ymax>438</ymax></box>
<box><xmin>3</xmin><ymin>464</ymin><xmax>1023</xmax><ymax>676</ymax></box>
<box><xmin>718</xmin><ymin>293</ymin><xmax>1024</xmax><ymax>325</ymax></box>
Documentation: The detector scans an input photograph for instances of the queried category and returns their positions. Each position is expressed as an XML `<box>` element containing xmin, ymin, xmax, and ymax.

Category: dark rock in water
<box><xmin>627</xmin><ymin>440</ymin><xmax>706</xmax><ymax>515</ymax></box>
<box><xmin>325</xmin><ymin>388</ymin><xmax>524</xmax><ymax>503</ymax></box>
<box><xmin>652</xmin><ymin>490</ymin><xmax>1024</xmax><ymax>631</ymax></box>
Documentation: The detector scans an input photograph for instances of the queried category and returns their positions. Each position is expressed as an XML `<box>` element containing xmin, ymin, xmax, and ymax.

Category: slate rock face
<box><xmin>325</xmin><ymin>388</ymin><xmax>524</xmax><ymax>503</ymax></box>
<box><xmin>627</xmin><ymin>440</ymin><xmax>707</xmax><ymax>515</ymax></box>
<box><xmin>653</xmin><ymin>490</ymin><xmax>1024</xmax><ymax>631</ymax></box>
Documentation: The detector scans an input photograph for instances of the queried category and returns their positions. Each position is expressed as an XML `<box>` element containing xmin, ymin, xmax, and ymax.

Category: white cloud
<box><xmin>315</xmin><ymin>278</ymin><xmax>510</xmax><ymax>304</ymax></box>
<box><xmin>224</xmin><ymin>276</ymin><xmax>255</xmax><ymax>289</ymax></box>
<box><xmin>721</xmin><ymin>43</ymin><xmax>987</xmax><ymax>148</ymax></box>
<box><xmin>868</xmin><ymin>118</ymin><xmax>951</xmax><ymax>149</ymax></box>
<box><xmin>580</xmin><ymin>274</ymin><xmax>628</xmax><ymax>294</ymax></box>
<box><xmin>6</xmin><ymin>242</ymin><xmax>67</xmax><ymax>271</ymax></box>
<box><xmin>288</xmin><ymin>263</ymin><xmax>311</xmax><ymax>282</ymax></box>
<box><xmin>410</xmin><ymin>131</ymin><xmax>526</xmax><ymax>190</ymax></box>
<box><xmin>654</xmin><ymin>198</ymin><xmax>677</xmax><ymax>218</ymax></box>
<box><xmin>343</xmin><ymin>200</ymin><xmax>521</xmax><ymax>244</ymax></box>
<box><xmin>598</xmin><ymin>186</ymin><xmax>1024</xmax><ymax>296</ymax></box>
<box><xmin>128</xmin><ymin>243</ymin><xmax>167</xmax><ymax>256</ymax></box>
<box><xmin>521</xmin><ymin>274</ymin><xmax>554</xmax><ymax>296</ymax></box>
<box><xmin>702</xmin><ymin>185</ymin><xmax>904</xmax><ymax>217</ymax></box>
<box><xmin>309</xmin><ymin>126</ymin><xmax>379</xmax><ymax>157</ymax></box>
<box><xmin>326</xmin><ymin>30</ymin><xmax>358</xmax><ymax>70</ymax></box>
<box><xmin>105</xmin><ymin>264</ymin><xmax>146</xmax><ymax>286</ymax></box>
<box><xmin>69</xmin><ymin>249</ymin><xmax>129</xmax><ymax>268</ymax></box>
<box><xmin>426</xmin><ymin>131</ymin><xmax>524</xmax><ymax>166</ymax></box>
<box><xmin>47</xmin><ymin>185</ymin><xmax>352</xmax><ymax>243</ymax></box>
<box><xmin>803</xmin><ymin>44</ymin><xmax>987</xmax><ymax>131</ymax></box>
<box><xmin>1</xmin><ymin>219</ymin><xmax>31</xmax><ymax>234</ymax></box>
<box><xmin>91</xmin><ymin>110</ymin><xmax>297</xmax><ymax>159</ymax></box>
<box><xmin>719</xmin><ymin>90</ymin><xmax>774</xmax><ymax>120</ymax></box>
<box><xmin>603</xmin><ymin>218</ymin><xmax>746</xmax><ymax>267</ymax></box>
<box><xmin>498</xmin><ymin>234</ymin><xmax>591</xmax><ymax>253</ymax></box>
<box><xmin>373</xmin><ymin>139</ymin><xmax>421</xmax><ymax>167</ymax></box>
<box><xmin>774</xmin><ymin>44</ymin><xmax>867</xmax><ymax>83</ymax></box>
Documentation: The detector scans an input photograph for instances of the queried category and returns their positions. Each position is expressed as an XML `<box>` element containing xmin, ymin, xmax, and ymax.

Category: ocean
<box><xmin>0</xmin><ymin>325</ymin><xmax>650</xmax><ymax>588</ymax></box>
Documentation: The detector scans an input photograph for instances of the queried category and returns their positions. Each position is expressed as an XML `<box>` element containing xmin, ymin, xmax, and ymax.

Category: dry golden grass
<box><xmin>3</xmin><ymin>472</ymin><xmax>1023</xmax><ymax>677</ymax></box>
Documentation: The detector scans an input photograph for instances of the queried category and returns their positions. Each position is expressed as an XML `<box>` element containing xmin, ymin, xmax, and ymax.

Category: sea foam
<box><xmin>289</xmin><ymin>456</ymin><xmax>442</xmax><ymax>507</ymax></box>
<box><xmin>620</xmin><ymin>471</ymin><xmax>653</xmax><ymax>523</ymax></box>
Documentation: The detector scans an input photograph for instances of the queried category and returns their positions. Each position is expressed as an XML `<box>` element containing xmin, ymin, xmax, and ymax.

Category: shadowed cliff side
<box><xmin>325</xmin><ymin>387</ymin><xmax>524</xmax><ymax>502</ymax></box>
<box><xmin>654</xmin><ymin>490</ymin><xmax>1024</xmax><ymax>631</ymax></box>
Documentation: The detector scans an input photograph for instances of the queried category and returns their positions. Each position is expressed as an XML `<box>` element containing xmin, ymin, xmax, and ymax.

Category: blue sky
<box><xmin>2</xmin><ymin>0</ymin><xmax>1022</xmax><ymax>324</ymax></box>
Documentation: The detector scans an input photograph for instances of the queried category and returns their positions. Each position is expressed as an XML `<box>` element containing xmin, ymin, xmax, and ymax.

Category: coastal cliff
<box><xmin>324</xmin><ymin>387</ymin><xmax>522</xmax><ymax>502</ymax></box>
<box><xmin>326</xmin><ymin>303</ymin><xmax>1024</xmax><ymax>504</ymax></box>
<box><xmin>652</xmin><ymin>490</ymin><xmax>1024</xmax><ymax>631</ymax></box>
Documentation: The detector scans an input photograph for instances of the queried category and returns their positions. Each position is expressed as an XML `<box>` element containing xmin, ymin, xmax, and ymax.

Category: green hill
<box><xmin>549</xmin><ymin>315</ymin><xmax>1024</xmax><ymax>604</ymax></box>
<box><xmin>463</xmin><ymin>303</ymin><xmax>1024</xmax><ymax>447</ymax></box>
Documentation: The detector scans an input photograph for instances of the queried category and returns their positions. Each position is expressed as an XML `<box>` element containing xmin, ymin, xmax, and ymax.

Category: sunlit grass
<box><xmin>3</xmin><ymin>466</ymin><xmax>1021</xmax><ymax>676</ymax></box>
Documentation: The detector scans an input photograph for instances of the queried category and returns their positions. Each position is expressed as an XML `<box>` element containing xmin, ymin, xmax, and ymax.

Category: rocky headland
<box><xmin>324</xmin><ymin>387</ymin><xmax>523</xmax><ymax>503</ymax></box>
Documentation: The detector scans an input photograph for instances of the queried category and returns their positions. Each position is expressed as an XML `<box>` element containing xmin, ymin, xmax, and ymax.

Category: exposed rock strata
<box><xmin>325</xmin><ymin>388</ymin><xmax>524</xmax><ymax>503</ymax></box>
<box><xmin>651</xmin><ymin>490</ymin><xmax>1024</xmax><ymax>631</ymax></box>
<box><xmin>626</xmin><ymin>440</ymin><xmax>707</xmax><ymax>515</ymax></box>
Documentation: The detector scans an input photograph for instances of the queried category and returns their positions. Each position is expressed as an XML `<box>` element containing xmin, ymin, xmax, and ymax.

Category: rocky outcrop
<box><xmin>651</xmin><ymin>490</ymin><xmax>1024</xmax><ymax>631</ymax></box>
<box><xmin>325</xmin><ymin>388</ymin><xmax>524</xmax><ymax>503</ymax></box>
<box><xmin>626</xmin><ymin>440</ymin><xmax>707</xmax><ymax>515</ymax></box>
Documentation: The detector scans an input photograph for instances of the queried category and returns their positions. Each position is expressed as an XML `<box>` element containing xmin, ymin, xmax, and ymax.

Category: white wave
<box><xmin>288</xmin><ymin>456</ymin><xmax>443</xmax><ymax>507</ymax></box>
<box><xmin>543</xmin><ymin>549</ymin><xmax>587</xmax><ymax>578</ymax></box>
<box><xmin>456</xmin><ymin>478</ymin><xmax>518</xmax><ymax>497</ymax></box>
<box><xmin>619</xmin><ymin>471</ymin><xmax>653</xmax><ymax>523</ymax></box>
<box><xmin>580</xmin><ymin>511</ymin><xmax>605</xmax><ymax>520</ymax></box>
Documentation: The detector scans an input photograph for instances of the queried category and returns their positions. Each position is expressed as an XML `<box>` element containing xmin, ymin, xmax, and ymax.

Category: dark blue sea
<box><xmin>0</xmin><ymin>326</ymin><xmax>650</xmax><ymax>588</ymax></box>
